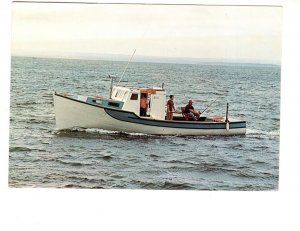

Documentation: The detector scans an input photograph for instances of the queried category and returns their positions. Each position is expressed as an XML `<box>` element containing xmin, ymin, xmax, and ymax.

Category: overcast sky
<box><xmin>11</xmin><ymin>2</ymin><xmax>282</xmax><ymax>64</ymax></box>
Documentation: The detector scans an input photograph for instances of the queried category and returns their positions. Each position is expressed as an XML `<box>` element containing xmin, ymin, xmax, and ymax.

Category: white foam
<box><xmin>247</xmin><ymin>128</ymin><xmax>280</xmax><ymax>137</ymax></box>
<box><xmin>85</xmin><ymin>128</ymin><xmax>156</xmax><ymax>137</ymax></box>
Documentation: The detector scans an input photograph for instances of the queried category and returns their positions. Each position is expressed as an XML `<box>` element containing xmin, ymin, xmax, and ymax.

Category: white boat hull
<box><xmin>53</xmin><ymin>93</ymin><xmax>246</xmax><ymax>136</ymax></box>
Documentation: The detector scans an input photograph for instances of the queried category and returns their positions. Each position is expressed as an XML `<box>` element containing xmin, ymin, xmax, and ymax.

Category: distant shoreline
<box><xmin>11</xmin><ymin>54</ymin><xmax>281</xmax><ymax>67</ymax></box>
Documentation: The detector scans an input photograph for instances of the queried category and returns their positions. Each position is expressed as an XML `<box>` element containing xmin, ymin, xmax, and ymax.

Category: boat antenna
<box><xmin>109</xmin><ymin>75</ymin><xmax>113</xmax><ymax>98</ymax></box>
<box><xmin>118</xmin><ymin>49</ymin><xmax>136</xmax><ymax>84</ymax></box>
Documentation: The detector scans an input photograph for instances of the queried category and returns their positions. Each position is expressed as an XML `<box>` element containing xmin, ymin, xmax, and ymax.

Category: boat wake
<box><xmin>247</xmin><ymin>128</ymin><xmax>280</xmax><ymax>137</ymax></box>
<box><xmin>53</xmin><ymin>127</ymin><xmax>160</xmax><ymax>139</ymax></box>
<box><xmin>85</xmin><ymin>128</ymin><xmax>159</xmax><ymax>137</ymax></box>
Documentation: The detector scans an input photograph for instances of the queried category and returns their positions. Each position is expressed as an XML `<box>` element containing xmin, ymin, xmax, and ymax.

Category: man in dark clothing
<box><xmin>184</xmin><ymin>99</ymin><xmax>201</xmax><ymax>120</ymax></box>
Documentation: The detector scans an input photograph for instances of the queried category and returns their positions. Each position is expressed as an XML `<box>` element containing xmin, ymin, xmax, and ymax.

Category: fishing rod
<box><xmin>200</xmin><ymin>98</ymin><xmax>218</xmax><ymax>114</ymax></box>
<box><xmin>118</xmin><ymin>49</ymin><xmax>136</xmax><ymax>84</ymax></box>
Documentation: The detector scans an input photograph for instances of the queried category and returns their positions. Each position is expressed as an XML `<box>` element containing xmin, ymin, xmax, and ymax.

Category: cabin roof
<box><xmin>114</xmin><ymin>85</ymin><xmax>165</xmax><ymax>93</ymax></box>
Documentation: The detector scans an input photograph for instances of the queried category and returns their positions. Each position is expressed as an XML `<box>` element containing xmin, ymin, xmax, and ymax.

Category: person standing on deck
<box><xmin>166</xmin><ymin>95</ymin><xmax>176</xmax><ymax>120</ymax></box>
<box><xmin>140</xmin><ymin>94</ymin><xmax>148</xmax><ymax>116</ymax></box>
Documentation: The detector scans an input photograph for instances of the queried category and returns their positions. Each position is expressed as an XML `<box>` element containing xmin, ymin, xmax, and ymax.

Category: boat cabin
<box><xmin>85</xmin><ymin>86</ymin><xmax>167</xmax><ymax>120</ymax></box>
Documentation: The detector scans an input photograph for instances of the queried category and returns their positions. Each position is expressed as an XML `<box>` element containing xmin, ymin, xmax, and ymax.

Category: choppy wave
<box><xmin>9</xmin><ymin>146</ymin><xmax>47</xmax><ymax>152</ymax></box>
<box><xmin>130</xmin><ymin>179</ymin><xmax>195</xmax><ymax>190</ymax></box>
<box><xmin>9</xmin><ymin>146</ymin><xmax>32</xmax><ymax>152</ymax></box>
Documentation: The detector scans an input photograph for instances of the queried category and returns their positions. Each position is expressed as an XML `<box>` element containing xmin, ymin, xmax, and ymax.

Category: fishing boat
<box><xmin>53</xmin><ymin>83</ymin><xmax>246</xmax><ymax>136</ymax></box>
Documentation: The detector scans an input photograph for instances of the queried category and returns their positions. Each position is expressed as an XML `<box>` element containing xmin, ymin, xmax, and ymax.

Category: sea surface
<box><xmin>9</xmin><ymin>56</ymin><xmax>280</xmax><ymax>190</ymax></box>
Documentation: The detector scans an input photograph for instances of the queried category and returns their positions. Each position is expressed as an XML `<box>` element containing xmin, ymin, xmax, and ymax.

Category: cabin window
<box><xmin>108</xmin><ymin>102</ymin><xmax>120</xmax><ymax>107</ymax></box>
<box><xmin>123</xmin><ymin>92</ymin><xmax>128</xmax><ymax>100</ymax></box>
<box><xmin>130</xmin><ymin>93</ymin><xmax>138</xmax><ymax>100</ymax></box>
<box><xmin>116</xmin><ymin>90</ymin><xmax>124</xmax><ymax>98</ymax></box>
<box><xmin>91</xmin><ymin>99</ymin><xmax>102</xmax><ymax>104</ymax></box>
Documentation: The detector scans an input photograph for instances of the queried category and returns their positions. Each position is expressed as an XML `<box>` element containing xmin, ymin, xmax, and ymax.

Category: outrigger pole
<box><xmin>225</xmin><ymin>103</ymin><xmax>229</xmax><ymax>131</ymax></box>
<box><xmin>225</xmin><ymin>103</ymin><xmax>229</xmax><ymax>122</ymax></box>
<box><xmin>118</xmin><ymin>49</ymin><xmax>136</xmax><ymax>84</ymax></box>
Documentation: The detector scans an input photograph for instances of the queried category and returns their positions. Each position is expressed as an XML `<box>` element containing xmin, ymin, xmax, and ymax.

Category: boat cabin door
<box><xmin>149</xmin><ymin>91</ymin><xmax>166</xmax><ymax>120</ymax></box>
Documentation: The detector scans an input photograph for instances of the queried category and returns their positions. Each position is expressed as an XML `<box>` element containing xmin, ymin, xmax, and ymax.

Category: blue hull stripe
<box><xmin>104</xmin><ymin>108</ymin><xmax>246</xmax><ymax>130</ymax></box>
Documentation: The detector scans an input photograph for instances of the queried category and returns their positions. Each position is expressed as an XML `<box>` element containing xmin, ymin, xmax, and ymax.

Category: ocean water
<box><xmin>9</xmin><ymin>56</ymin><xmax>280</xmax><ymax>190</ymax></box>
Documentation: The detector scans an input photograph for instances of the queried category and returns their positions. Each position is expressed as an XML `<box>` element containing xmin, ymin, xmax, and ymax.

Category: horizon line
<box><xmin>11</xmin><ymin>53</ymin><xmax>281</xmax><ymax>66</ymax></box>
